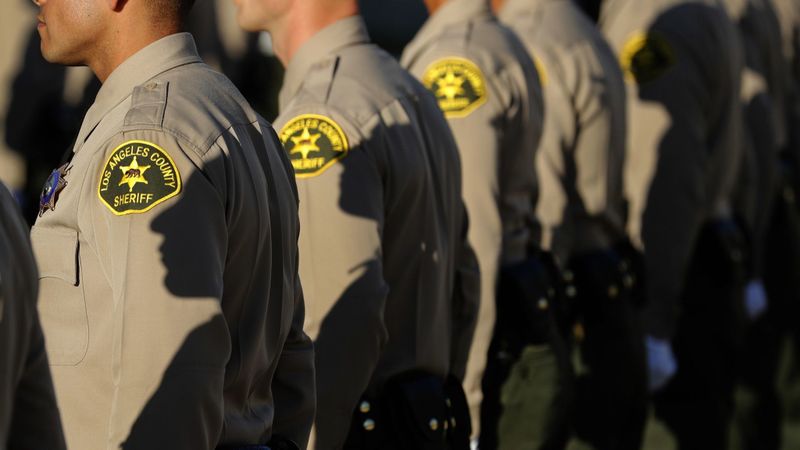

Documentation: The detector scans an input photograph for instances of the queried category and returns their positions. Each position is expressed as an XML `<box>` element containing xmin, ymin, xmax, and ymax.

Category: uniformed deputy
<box><xmin>723</xmin><ymin>0</ymin><xmax>785</xmax><ymax>292</ymax></box>
<box><xmin>494</xmin><ymin>0</ymin><xmax>647</xmax><ymax>448</ymax></box>
<box><xmin>233</xmin><ymin>1</ymin><xmax>481</xmax><ymax>448</ymax></box>
<box><xmin>721</xmin><ymin>1</ymin><xmax>794</xmax><ymax>448</ymax></box>
<box><xmin>401</xmin><ymin>0</ymin><xmax>547</xmax><ymax>445</ymax></box>
<box><xmin>30</xmin><ymin>0</ymin><xmax>314</xmax><ymax>448</ymax></box>
<box><xmin>734</xmin><ymin>1</ymin><xmax>800</xmax><ymax>448</ymax></box>
<box><xmin>596</xmin><ymin>0</ymin><xmax>746</xmax><ymax>447</ymax></box>
<box><xmin>770</xmin><ymin>1</ymin><xmax>800</xmax><ymax>444</ymax></box>
<box><xmin>0</xmin><ymin>182</ymin><xmax>65</xmax><ymax>449</ymax></box>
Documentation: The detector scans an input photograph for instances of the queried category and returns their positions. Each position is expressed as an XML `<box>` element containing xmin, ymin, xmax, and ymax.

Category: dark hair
<box><xmin>151</xmin><ymin>0</ymin><xmax>196</xmax><ymax>23</ymax></box>
<box><xmin>178</xmin><ymin>0</ymin><xmax>196</xmax><ymax>19</ymax></box>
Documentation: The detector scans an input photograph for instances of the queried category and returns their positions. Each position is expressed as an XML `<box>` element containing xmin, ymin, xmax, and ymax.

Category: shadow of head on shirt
<box><xmin>630</xmin><ymin>2</ymin><xmax>740</xmax><ymax>248</ymax></box>
<box><xmin>306</xmin><ymin>101</ymin><xmax>465</xmax><ymax>446</ymax></box>
<box><xmin>307</xmin><ymin>123</ymin><xmax>393</xmax><ymax>445</ymax></box>
<box><xmin>121</xmin><ymin>119</ymin><xmax>299</xmax><ymax>448</ymax></box>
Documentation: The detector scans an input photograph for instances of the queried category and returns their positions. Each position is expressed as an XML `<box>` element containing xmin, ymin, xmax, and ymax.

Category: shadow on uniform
<box><xmin>633</xmin><ymin>4</ymin><xmax>749</xmax><ymax>449</ymax></box>
<box><xmin>312</xmin><ymin>123</ymin><xmax>412</xmax><ymax>449</ymax></box>
<box><xmin>123</xmin><ymin>121</ymin><xmax>294</xmax><ymax>447</ymax></box>
<box><xmin>315</xmin><ymin>262</ymin><xmax>385</xmax><ymax>446</ymax></box>
<box><xmin>728</xmin><ymin>2</ymin><xmax>794</xmax><ymax>448</ymax></box>
<box><xmin>311</xmin><ymin>116</ymin><xmax>472</xmax><ymax>449</ymax></box>
<box><xmin>121</xmin><ymin>154</ymin><xmax>230</xmax><ymax>448</ymax></box>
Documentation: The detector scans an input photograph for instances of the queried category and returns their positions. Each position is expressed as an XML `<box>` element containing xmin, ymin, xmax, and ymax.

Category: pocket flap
<box><xmin>30</xmin><ymin>227</ymin><xmax>79</xmax><ymax>286</ymax></box>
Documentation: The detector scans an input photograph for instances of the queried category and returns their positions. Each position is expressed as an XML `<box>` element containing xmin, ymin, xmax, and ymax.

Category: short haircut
<box><xmin>151</xmin><ymin>0</ymin><xmax>196</xmax><ymax>23</ymax></box>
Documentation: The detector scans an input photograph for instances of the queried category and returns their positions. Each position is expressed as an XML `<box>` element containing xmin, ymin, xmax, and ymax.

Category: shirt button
<box><xmin>363</xmin><ymin>419</ymin><xmax>376</xmax><ymax>431</ymax></box>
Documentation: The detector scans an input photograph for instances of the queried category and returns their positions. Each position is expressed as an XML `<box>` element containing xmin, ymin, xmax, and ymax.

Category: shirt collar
<box><xmin>402</xmin><ymin>0</ymin><xmax>492</xmax><ymax>65</ymax></box>
<box><xmin>278</xmin><ymin>16</ymin><xmax>371</xmax><ymax>110</ymax></box>
<box><xmin>74</xmin><ymin>32</ymin><xmax>202</xmax><ymax>151</ymax></box>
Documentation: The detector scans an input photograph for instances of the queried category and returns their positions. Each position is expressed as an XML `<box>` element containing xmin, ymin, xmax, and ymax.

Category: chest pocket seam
<box><xmin>30</xmin><ymin>227</ymin><xmax>88</xmax><ymax>366</ymax></box>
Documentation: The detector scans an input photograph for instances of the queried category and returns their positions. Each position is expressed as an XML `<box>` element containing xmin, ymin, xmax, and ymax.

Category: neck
<box><xmin>89</xmin><ymin>20</ymin><xmax>180</xmax><ymax>82</ymax></box>
<box><xmin>272</xmin><ymin>1</ymin><xmax>359</xmax><ymax>67</ymax></box>
<box><xmin>424</xmin><ymin>0</ymin><xmax>450</xmax><ymax>14</ymax></box>
<box><xmin>490</xmin><ymin>0</ymin><xmax>506</xmax><ymax>13</ymax></box>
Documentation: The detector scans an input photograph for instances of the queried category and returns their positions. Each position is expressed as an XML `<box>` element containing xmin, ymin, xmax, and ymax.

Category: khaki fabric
<box><xmin>275</xmin><ymin>17</ymin><xmax>479</xmax><ymax>449</ymax></box>
<box><xmin>598</xmin><ymin>0</ymin><xmax>744</xmax><ymax>338</ymax></box>
<box><xmin>0</xmin><ymin>182</ymin><xmax>65</xmax><ymax>449</ymax></box>
<box><xmin>499</xmin><ymin>0</ymin><xmax>627</xmax><ymax>263</ymax></box>
<box><xmin>31</xmin><ymin>33</ymin><xmax>314</xmax><ymax>450</ymax></box>
<box><xmin>401</xmin><ymin>0</ymin><xmax>544</xmax><ymax>435</ymax></box>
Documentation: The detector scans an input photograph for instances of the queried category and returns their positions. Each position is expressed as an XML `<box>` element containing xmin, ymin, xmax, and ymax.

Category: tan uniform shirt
<box><xmin>0</xmin><ymin>182</ymin><xmax>65</xmax><ymax>450</ymax></box>
<box><xmin>499</xmin><ymin>0</ymin><xmax>627</xmax><ymax>263</ymax></box>
<box><xmin>401</xmin><ymin>0</ymin><xmax>544</xmax><ymax>434</ymax></box>
<box><xmin>31</xmin><ymin>33</ymin><xmax>314</xmax><ymax>450</ymax></box>
<box><xmin>599</xmin><ymin>0</ymin><xmax>744</xmax><ymax>338</ymax></box>
<box><xmin>274</xmin><ymin>17</ymin><xmax>480</xmax><ymax>449</ymax></box>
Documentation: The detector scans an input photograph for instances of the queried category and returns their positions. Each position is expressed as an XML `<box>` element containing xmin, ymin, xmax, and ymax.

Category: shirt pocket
<box><xmin>31</xmin><ymin>227</ymin><xmax>88</xmax><ymax>365</ymax></box>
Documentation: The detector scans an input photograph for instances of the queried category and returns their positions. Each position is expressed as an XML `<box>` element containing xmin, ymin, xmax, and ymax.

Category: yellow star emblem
<box><xmin>118</xmin><ymin>156</ymin><xmax>151</xmax><ymax>192</ymax></box>
<box><xmin>436</xmin><ymin>70</ymin><xmax>466</xmax><ymax>100</ymax></box>
<box><xmin>290</xmin><ymin>127</ymin><xmax>322</xmax><ymax>160</ymax></box>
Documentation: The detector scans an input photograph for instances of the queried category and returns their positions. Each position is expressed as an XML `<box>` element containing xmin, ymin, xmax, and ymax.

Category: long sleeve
<box><xmin>623</xmin><ymin>9</ymin><xmax>743</xmax><ymax>339</ymax></box>
<box><xmin>272</xmin><ymin>268</ymin><xmax>316</xmax><ymax>449</ymax></box>
<box><xmin>450</xmin><ymin>205</ymin><xmax>481</xmax><ymax>381</ymax></box>
<box><xmin>278</xmin><ymin>108</ymin><xmax>389</xmax><ymax>450</ymax></box>
<box><xmin>7</xmin><ymin>313</ymin><xmax>68</xmax><ymax>450</ymax></box>
<box><xmin>91</xmin><ymin>131</ymin><xmax>231</xmax><ymax>449</ymax></box>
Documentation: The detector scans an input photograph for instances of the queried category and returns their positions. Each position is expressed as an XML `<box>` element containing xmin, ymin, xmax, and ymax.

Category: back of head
<box><xmin>149</xmin><ymin>0</ymin><xmax>197</xmax><ymax>27</ymax></box>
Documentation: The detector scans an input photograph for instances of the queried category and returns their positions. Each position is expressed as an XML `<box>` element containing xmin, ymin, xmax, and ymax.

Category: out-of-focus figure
<box><xmin>494</xmin><ymin>0</ymin><xmax>648</xmax><ymax>448</ymax></box>
<box><xmin>0</xmin><ymin>181</ymin><xmax>66</xmax><ymax>450</ymax></box>
<box><xmin>596</xmin><ymin>0</ymin><xmax>748</xmax><ymax>447</ymax></box>
<box><xmin>0</xmin><ymin>0</ymin><xmax>34</xmax><ymax>196</ymax></box>
<box><xmin>402</xmin><ymin>1</ymin><xmax>559</xmax><ymax>448</ymax></box>
<box><xmin>721</xmin><ymin>1</ymin><xmax>800</xmax><ymax>449</ymax></box>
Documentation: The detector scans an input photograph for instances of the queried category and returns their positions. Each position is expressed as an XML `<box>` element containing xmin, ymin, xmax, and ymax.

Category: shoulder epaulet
<box><xmin>302</xmin><ymin>56</ymin><xmax>340</xmax><ymax>105</ymax></box>
<box><xmin>123</xmin><ymin>80</ymin><xmax>168</xmax><ymax>130</ymax></box>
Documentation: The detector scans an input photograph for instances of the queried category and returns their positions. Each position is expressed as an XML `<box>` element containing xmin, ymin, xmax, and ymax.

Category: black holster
<box><xmin>564</xmin><ymin>246</ymin><xmax>635</xmax><ymax>323</ymax></box>
<box><xmin>692</xmin><ymin>218</ymin><xmax>748</xmax><ymax>285</ymax></box>
<box><xmin>344</xmin><ymin>372</ymin><xmax>470</xmax><ymax>450</ymax></box>
<box><xmin>494</xmin><ymin>251</ymin><xmax>562</xmax><ymax>351</ymax></box>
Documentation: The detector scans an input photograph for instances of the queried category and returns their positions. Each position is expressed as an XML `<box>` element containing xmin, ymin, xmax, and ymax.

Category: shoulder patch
<box><xmin>278</xmin><ymin>114</ymin><xmax>349</xmax><ymax>179</ymax></box>
<box><xmin>620</xmin><ymin>32</ymin><xmax>675</xmax><ymax>84</ymax></box>
<box><xmin>422</xmin><ymin>57</ymin><xmax>487</xmax><ymax>118</ymax></box>
<box><xmin>97</xmin><ymin>140</ymin><xmax>182</xmax><ymax>216</ymax></box>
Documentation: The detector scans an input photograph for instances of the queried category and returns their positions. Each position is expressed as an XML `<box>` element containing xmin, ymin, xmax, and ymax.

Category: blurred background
<box><xmin>2</xmin><ymin>0</ymin><xmax>800</xmax><ymax>448</ymax></box>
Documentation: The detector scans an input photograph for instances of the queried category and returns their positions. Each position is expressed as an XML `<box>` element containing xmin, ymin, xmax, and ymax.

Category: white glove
<box><xmin>744</xmin><ymin>279</ymin><xmax>768</xmax><ymax>320</ymax></box>
<box><xmin>646</xmin><ymin>335</ymin><xmax>677</xmax><ymax>392</ymax></box>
